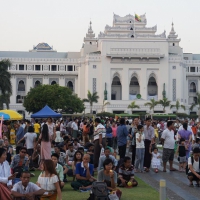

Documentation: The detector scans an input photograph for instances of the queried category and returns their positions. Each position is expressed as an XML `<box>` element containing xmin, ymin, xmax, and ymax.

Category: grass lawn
<box><xmin>31</xmin><ymin>171</ymin><xmax>159</xmax><ymax>200</ymax></box>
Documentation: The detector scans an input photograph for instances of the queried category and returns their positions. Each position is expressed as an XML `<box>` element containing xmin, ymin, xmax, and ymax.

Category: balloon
<box><xmin>127</xmin><ymin>181</ymin><xmax>132</xmax><ymax>187</ymax></box>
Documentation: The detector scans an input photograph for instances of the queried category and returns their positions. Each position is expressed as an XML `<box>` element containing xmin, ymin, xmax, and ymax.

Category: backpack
<box><xmin>186</xmin><ymin>156</ymin><xmax>200</xmax><ymax>175</ymax></box>
<box><xmin>89</xmin><ymin>182</ymin><xmax>109</xmax><ymax>200</ymax></box>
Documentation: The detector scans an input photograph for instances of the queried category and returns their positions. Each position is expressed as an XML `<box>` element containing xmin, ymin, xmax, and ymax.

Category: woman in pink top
<box><xmin>111</xmin><ymin>122</ymin><xmax>118</xmax><ymax>152</ymax></box>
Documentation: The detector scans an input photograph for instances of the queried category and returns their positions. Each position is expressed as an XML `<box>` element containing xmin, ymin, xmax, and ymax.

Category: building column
<box><xmin>10</xmin><ymin>76</ymin><xmax>17</xmax><ymax>104</ymax></box>
<box><xmin>122</xmin><ymin>67</ymin><xmax>129</xmax><ymax>100</ymax></box>
<box><xmin>139</xmin><ymin>68</ymin><xmax>147</xmax><ymax>100</ymax></box>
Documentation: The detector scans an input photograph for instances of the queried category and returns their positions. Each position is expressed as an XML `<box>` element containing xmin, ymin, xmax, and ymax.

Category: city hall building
<box><xmin>0</xmin><ymin>13</ymin><xmax>199</xmax><ymax>118</ymax></box>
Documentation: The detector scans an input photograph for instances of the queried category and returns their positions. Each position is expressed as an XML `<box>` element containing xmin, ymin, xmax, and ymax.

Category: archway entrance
<box><xmin>147</xmin><ymin>76</ymin><xmax>158</xmax><ymax>100</ymax></box>
<box><xmin>129</xmin><ymin>76</ymin><xmax>140</xmax><ymax>100</ymax></box>
<box><xmin>111</xmin><ymin>76</ymin><xmax>122</xmax><ymax>100</ymax></box>
<box><xmin>67</xmin><ymin>81</ymin><xmax>73</xmax><ymax>91</ymax></box>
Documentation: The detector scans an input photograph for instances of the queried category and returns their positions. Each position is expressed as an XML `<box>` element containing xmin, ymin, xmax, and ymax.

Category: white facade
<box><xmin>0</xmin><ymin>13</ymin><xmax>199</xmax><ymax>117</ymax></box>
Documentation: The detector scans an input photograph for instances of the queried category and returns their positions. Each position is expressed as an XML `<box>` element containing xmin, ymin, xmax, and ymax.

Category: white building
<box><xmin>0</xmin><ymin>13</ymin><xmax>199</xmax><ymax>117</ymax></box>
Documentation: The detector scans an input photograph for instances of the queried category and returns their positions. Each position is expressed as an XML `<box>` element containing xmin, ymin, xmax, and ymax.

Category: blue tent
<box><xmin>31</xmin><ymin>105</ymin><xmax>62</xmax><ymax>118</ymax></box>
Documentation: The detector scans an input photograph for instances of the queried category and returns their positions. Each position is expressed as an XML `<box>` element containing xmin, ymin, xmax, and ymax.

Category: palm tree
<box><xmin>83</xmin><ymin>90</ymin><xmax>99</xmax><ymax>114</ymax></box>
<box><xmin>0</xmin><ymin>59</ymin><xmax>12</xmax><ymax>110</ymax></box>
<box><xmin>0</xmin><ymin>59</ymin><xmax>12</xmax><ymax>95</ymax></box>
<box><xmin>127</xmin><ymin>101</ymin><xmax>140</xmax><ymax>113</ymax></box>
<box><xmin>159</xmin><ymin>98</ymin><xmax>171</xmax><ymax>113</ymax></box>
<box><xmin>170</xmin><ymin>100</ymin><xmax>186</xmax><ymax>113</ymax></box>
<box><xmin>101</xmin><ymin>99</ymin><xmax>110</xmax><ymax>112</ymax></box>
<box><xmin>0</xmin><ymin>93</ymin><xmax>10</xmax><ymax>110</ymax></box>
<box><xmin>190</xmin><ymin>92</ymin><xmax>200</xmax><ymax>120</ymax></box>
<box><xmin>144</xmin><ymin>99</ymin><xmax>159</xmax><ymax>113</ymax></box>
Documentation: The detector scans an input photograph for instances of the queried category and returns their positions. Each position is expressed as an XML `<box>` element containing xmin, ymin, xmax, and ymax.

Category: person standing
<box><xmin>39</xmin><ymin>124</ymin><xmax>51</xmax><ymax>162</ymax></box>
<box><xmin>93</xmin><ymin>118</ymin><xmax>106</xmax><ymax>169</ymax></box>
<box><xmin>111</xmin><ymin>121</ymin><xmax>118</xmax><ymax>153</ymax></box>
<box><xmin>129</xmin><ymin>118</ymin><xmax>139</xmax><ymax>166</ymax></box>
<box><xmin>117</xmin><ymin>118</ymin><xmax>128</xmax><ymax>159</ymax></box>
<box><xmin>135</xmin><ymin>125</ymin><xmax>145</xmax><ymax>172</ymax></box>
<box><xmin>143</xmin><ymin>118</ymin><xmax>155</xmax><ymax>172</ymax></box>
<box><xmin>17</xmin><ymin>126</ymin><xmax>37</xmax><ymax>157</ymax></box>
<box><xmin>71</xmin><ymin>119</ymin><xmax>79</xmax><ymax>139</ymax></box>
<box><xmin>105</xmin><ymin>121</ymin><xmax>112</xmax><ymax>147</ymax></box>
<box><xmin>14</xmin><ymin>122</ymin><xmax>25</xmax><ymax>154</ymax></box>
<box><xmin>178</xmin><ymin>122</ymin><xmax>192</xmax><ymax>159</ymax></box>
<box><xmin>46</xmin><ymin>117</ymin><xmax>56</xmax><ymax>141</ymax></box>
<box><xmin>34</xmin><ymin>119</ymin><xmax>41</xmax><ymax>140</ymax></box>
<box><xmin>161</xmin><ymin>121</ymin><xmax>176</xmax><ymax>172</ymax></box>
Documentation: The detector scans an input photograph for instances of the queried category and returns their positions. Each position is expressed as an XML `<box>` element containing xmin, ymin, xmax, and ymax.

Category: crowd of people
<box><xmin>0</xmin><ymin>116</ymin><xmax>200</xmax><ymax>199</ymax></box>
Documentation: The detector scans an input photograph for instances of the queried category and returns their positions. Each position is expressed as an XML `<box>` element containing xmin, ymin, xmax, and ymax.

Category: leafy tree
<box><xmin>170</xmin><ymin>100</ymin><xmax>186</xmax><ymax>113</ymax></box>
<box><xmin>82</xmin><ymin>90</ymin><xmax>99</xmax><ymax>114</ymax></box>
<box><xmin>190</xmin><ymin>92</ymin><xmax>200</xmax><ymax>120</ymax></box>
<box><xmin>144</xmin><ymin>99</ymin><xmax>158</xmax><ymax>113</ymax></box>
<box><xmin>127</xmin><ymin>101</ymin><xmax>140</xmax><ymax>113</ymax></box>
<box><xmin>0</xmin><ymin>59</ymin><xmax>12</xmax><ymax>109</ymax></box>
<box><xmin>23</xmin><ymin>84</ymin><xmax>84</xmax><ymax>113</ymax></box>
<box><xmin>101</xmin><ymin>99</ymin><xmax>110</xmax><ymax>112</ymax></box>
<box><xmin>159</xmin><ymin>98</ymin><xmax>171</xmax><ymax>113</ymax></box>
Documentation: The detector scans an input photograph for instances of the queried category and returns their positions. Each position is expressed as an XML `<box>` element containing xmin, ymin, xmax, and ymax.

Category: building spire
<box><xmin>168</xmin><ymin>22</ymin><xmax>178</xmax><ymax>39</ymax></box>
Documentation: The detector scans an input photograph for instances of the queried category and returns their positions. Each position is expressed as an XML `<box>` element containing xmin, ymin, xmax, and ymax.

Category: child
<box><xmin>73</xmin><ymin>138</ymin><xmax>81</xmax><ymax>150</ymax></box>
<box><xmin>118</xmin><ymin>156</ymin><xmax>138</xmax><ymax>187</ymax></box>
<box><xmin>176</xmin><ymin>138</ymin><xmax>187</xmax><ymax>172</ymax></box>
<box><xmin>66</xmin><ymin>143</ymin><xmax>76</xmax><ymax>165</ymax></box>
<box><xmin>150</xmin><ymin>147</ymin><xmax>161</xmax><ymax>173</ymax></box>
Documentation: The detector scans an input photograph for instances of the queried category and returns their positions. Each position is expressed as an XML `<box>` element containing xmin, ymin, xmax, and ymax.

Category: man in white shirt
<box><xmin>187</xmin><ymin>148</ymin><xmax>200</xmax><ymax>187</ymax></box>
<box><xmin>161</xmin><ymin>121</ymin><xmax>176</xmax><ymax>172</ymax></box>
<box><xmin>71</xmin><ymin>119</ymin><xmax>79</xmax><ymax>139</ymax></box>
<box><xmin>93</xmin><ymin>118</ymin><xmax>106</xmax><ymax>169</ymax></box>
<box><xmin>11</xmin><ymin>171</ymin><xmax>45</xmax><ymax>200</ymax></box>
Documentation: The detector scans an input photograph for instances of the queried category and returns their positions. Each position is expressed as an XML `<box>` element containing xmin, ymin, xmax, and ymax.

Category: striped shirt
<box><xmin>93</xmin><ymin>124</ymin><xmax>106</xmax><ymax>141</ymax></box>
<box><xmin>118</xmin><ymin>164</ymin><xmax>135</xmax><ymax>180</ymax></box>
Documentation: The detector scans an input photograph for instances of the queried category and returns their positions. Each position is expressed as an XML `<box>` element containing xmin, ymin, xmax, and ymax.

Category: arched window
<box><xmin>147</xmin><ymin>76</ymin><xmax>158</xmax><ymax>98</ymax></box>
<box><xmin>34</xmin><ymin>80</ymin><xmax>41</xmax><ymax>88</ymax></box>
<box><xmin>67</xmin><ymin>81</ymin><xmax>73</xmax><ymax>91</ymax></box>
<box><xmin>190</xmin><ymin>82</ymin><xmax>196</xmax><ymax>93</ymax></box>
<box><xmin>18</xmin><ymin>80</ymin><xmax>25</xmax><ymax>91</ymax></box>
<box><xmin>51</xmin><ymin>81</ymin><xmax>57</xmax><ymax>85</ymax></box>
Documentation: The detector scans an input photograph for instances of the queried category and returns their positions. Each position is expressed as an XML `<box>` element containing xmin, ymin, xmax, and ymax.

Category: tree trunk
<box><xmin>90</xmin><ymin>104</ymin><xmax>92</xmax><ymax>114</ymax></box>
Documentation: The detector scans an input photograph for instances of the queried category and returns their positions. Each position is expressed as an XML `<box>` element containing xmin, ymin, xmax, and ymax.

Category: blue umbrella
<box><xmin>0</xmin><ymin>112</ymin><xmax>10</xmax><ymax>120</ymax></box>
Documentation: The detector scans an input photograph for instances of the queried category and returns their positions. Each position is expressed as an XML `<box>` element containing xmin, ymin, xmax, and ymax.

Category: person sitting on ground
<box><xmin>97</xmin><ymin>158</ymin><xmax>117</xmax><ymax>191</ymax></box>
<box><xmin>66</xmin><ymin>143</ymin><xmax>76</xmax><ymax>165</ymax></box>
<box><xmin>77</xmin><ymin>147</ymin><xmax>84</xmax><ymax>155</ymax></box>
<box><xmin>73</xmin><ymin>139</ymin><xmax>81</xmax><ymax>151</ymax></box>
<box><xmin>87</xmin><ymin>144</ymin><xmax>94</xmax><ymax>164</ymax></box>
<box><xmin>51</xmin><ymin>153</ymin><xmax>65</xmax><ymax>189</ymax></box>
<box><xmin>72</xmin><ymin>151</ymin><xmax>83</xmax><ymax>181</ymax></box>
<box><xmin>187</xmin><ymin>147</ymin><xmax>200</xmax><ymax>187</ymax></box>
<box><xmin>3</xmin><ymin>138</ymin><xmax>13</xmax><ymax>164</ymax></box>
<box><xmin>118</xmin><ymin>156</ymin><xmax>138</xmax><ymax>187</ymax></box>
<box><xmin>11</xmin><ymin>171</ymin><xmax>45</xmax><ymax>200</ymax></box>
<box><xmin>54</xmin><ymin>146</ymin><xmax>67</xmax><ymax>166</ymax></box>
<box><xmin>192</xmin><ymin>138</ymin><xmax>200</xmax><ymax>151</ymax></box>
<box><xmin>98</xmin><ymin>147</ymin><xmax>118</xmax><ymax>170</ymax></box>
<box><xmin>10</xmin><ymin>147</ymin><xmax>29</xmax><ymax>184</ymax></box>
<box><xmin>71</xmin><ymin>154</ymin><xmax>95</xmax><ymax>191</ymax></box>
<box><xmin>0</xmin><ymin>148</ymin><xmax>17</xmax><ymax>200</ymax></box>
<box><xmin>32</xmin><ymin>145</ymin><xmax>41</xmax><ymax>169</ymax></box>
<box><xmin>36</xmin><ymin>160</ymin><xmax>62</xmax><ymax>200</ymax></box>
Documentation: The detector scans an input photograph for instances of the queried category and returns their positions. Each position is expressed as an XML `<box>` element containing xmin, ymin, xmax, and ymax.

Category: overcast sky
<box><xmin>0</xmin><ymin>0</ymin><xmax>199</xmax><ymax>53</ymax></box>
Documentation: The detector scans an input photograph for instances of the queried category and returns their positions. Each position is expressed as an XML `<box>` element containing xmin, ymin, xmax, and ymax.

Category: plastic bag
<box><xmin>109</xmin><ymin>192</ymin><xmax>119</xmax><ymax>200</ymax></box>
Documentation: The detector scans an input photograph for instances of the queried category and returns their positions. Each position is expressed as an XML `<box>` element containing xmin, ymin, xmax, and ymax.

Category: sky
<box><xmin>0</xmin><ymin>0</ymin><xmax>199</xmax><ymax>53</ymax></box>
